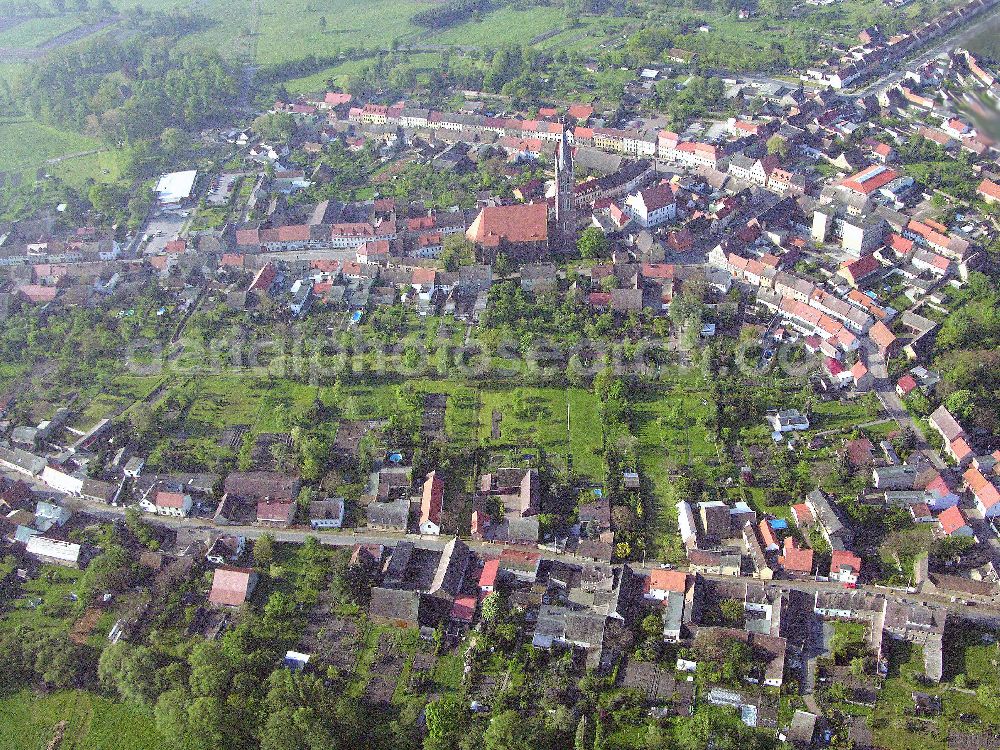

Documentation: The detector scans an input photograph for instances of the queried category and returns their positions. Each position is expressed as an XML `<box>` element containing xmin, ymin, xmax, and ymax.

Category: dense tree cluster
<box><xmin>411</xmin><ymin>0</ymin><xmax>489</xmax><ymax>29</ymax></box>
<box><xmin>19</xmin><ymin>32</ymin><xmax>237</xmax><ymax>145</ymax></box>
<box><xmin>931</xmin><ymin>272</ymin><xmax>1000</xmax><ymax>434</ymax></box>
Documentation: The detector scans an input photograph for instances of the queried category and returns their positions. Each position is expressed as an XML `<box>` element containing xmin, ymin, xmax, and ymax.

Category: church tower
<box><xmin>554</xmin><ymin>130</ymin><xmax>575</xmax><ymax>249</ymax></box>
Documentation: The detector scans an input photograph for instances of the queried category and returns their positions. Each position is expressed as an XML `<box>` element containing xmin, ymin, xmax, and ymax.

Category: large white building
<box><xmin>154</xmin><ymin>170</ymin><xmax>198</xmax><ymax>204</ymax></box>
<box><xmin>26</xmin><ymin>536</ymin><xmax>82</xmax><ymax>568</ymax></box>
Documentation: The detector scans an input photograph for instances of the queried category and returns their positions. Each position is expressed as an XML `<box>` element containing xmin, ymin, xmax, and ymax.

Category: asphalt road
<box><xmin>56</xmin><ymin>490</ymin><xmax>1000</xmax><ymax>623</ymax></box>
<box><xmin>852</xmin><ymin>6</ymin><xmax>1000</xmax><ymax>98</ymax></box>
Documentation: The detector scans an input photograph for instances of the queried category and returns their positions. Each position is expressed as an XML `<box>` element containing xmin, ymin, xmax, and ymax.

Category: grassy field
<box><xmin>634</xmin><ymin>379</ymin><xmax>720</xmax><ymax>562</ymax></box>
<box><xmin>0</xmin><ymin>15</ymin><xmax>83</xmax><ymax>49</ymax></box>
<box><xmin>871</xmin><ymin>629</ymin><xmax>1000</xmax><ymax>750</ymax></box>
<box><xmin>476</xmin><ymin>386</ymin><xmax>604</xmax><ymax>480</ymax></box>
<box><xmin>426</xmin><ymin>5</ymin><xmax>566</xmax><ymax>47</ymax></box>
<box><xmin>159</xmin><ymin>0</ymin><xmax>425</xmax><ymax>62</ymax></box>
<box><xmin>1</xmin><ymin>565</ymin><xmax>82</xmax><ymax>635</ymax></box>
<box><xmin>48</xmin><ymin>148</ymin><xmax>125</xmax><ymax>187</ymax></box>
<box><xmin>0</xmin><ymin>117</ymin><xmax>104</xmax><ymax>182</ymax></box>
<box><xmin>0</xmin><ymin>690</ymin><xmax>167</xmax><ymax>750</ymax></box>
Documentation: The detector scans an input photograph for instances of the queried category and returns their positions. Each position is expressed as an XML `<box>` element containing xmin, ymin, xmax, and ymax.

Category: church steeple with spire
<box><xmin>554</xmin><ymin>129</ymin><xmax>575</xmax><ymax>250</ymax></box>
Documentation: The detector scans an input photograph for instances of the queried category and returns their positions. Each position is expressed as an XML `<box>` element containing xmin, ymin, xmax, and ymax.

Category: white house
<box><xmin>644</xmin><ymin>569</ymin><xmax>687</xmax><ymax>602</ymax></box>
<box><xmin>624</xmin><ymin>183</ymin><xmax>676</xmax><ymax>228</ymax></box>
<box><xmin>41</xmin><ymin>465</ymin><xmax>84</xmax><ymax>495</ymax></box>
<box><xmin>829</xmin><ymin>549</ymin><xmax>862</xmax><ymax>585</ymax></box>
<box><xmin>309</xmin><ymin>498</ymin><xmax>346</xmax><ymax>529</ymax></box>
<box><xmin>145</xmin><ymin>490</ymin><xmax>193</xmax><ymax>517</ymax></box>
<box><xmin>677</xmin><ymin>500</ymin><xmax>697</xmax><ymax>545</ymax></box>
<box><xmin>767</xmin><ymin>409</ymin><xmax>810</xmax><ymax>433</ymax></box>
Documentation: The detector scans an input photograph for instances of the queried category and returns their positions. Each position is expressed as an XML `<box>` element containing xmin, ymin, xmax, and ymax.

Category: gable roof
<box><xmin>841</xmin><ymin>254</ymin><xmax>881</xmax><ymax>282</ymax></box>
<box><xmin>466</xmin><ymin>203</ymin><xmax>548</xmax><ymax>248</ymax></box>
<box><xmin>420</xmin><ymin>471</ymin><xmax>444</xmax><ymax>527</ymax></box>
<box><xmin>978</xmin><ymin>178</ymin><xmax>1000</xmax><ymax>201</ymax></box>
<box><xmin>937</xmin><ymin>505</ymin><xmax>969</xmax><ymax>535</ymax></box>
<box><xmin>869</xmin><ymin>320</ymin><xmax>896</xmax><ymax>350</ymax></box>
<box><xmin>479</xmin><ymin>558</ymin><xmax>500</xmax><ymax>588</ymax></box>
<box><xmin>155</xmin><ymin>491</ymin><xmax>187</xmax><ymax>509</ymax></box>
<box><xmin>929</xmin><ymin>405</ymin><xmax>964</xmax><ymax>442</ymax></box>
<box><xmin>831</xmin><ymin>549</ymin><xmax>862</xmax><ymax>576</ymax></box>
<box><xmin>256</xmin><ymin>498</ymin><xmax>296</xmax><ymax>524</ymax></box>
<box><xmin>648</xmin><ymin>569</ymin><xmax>687</xmax><ymax>593</ymax></box>
<box><xmin>896</xmin><ymin>374</ymin><xmax>918</xmax><ymax>394</ymax></box>
<box><xmin>964</xmin><ymin>466</ymin><xmax>1000</xmax><ymax>510</ymax></box>
<box><xmin>208</xmin><ymin>566</ymin><xmax>255</xmax><ymax>606</ymax></box>
<box><xmin>779</xmin><ymin>537</ymin><xmax>814</xmax><ymax>573</ymax></box>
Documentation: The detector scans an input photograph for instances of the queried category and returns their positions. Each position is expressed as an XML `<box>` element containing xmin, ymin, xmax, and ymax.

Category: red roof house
<box><xmin>208</xmin><ymin>566</ymin><xmax>258</xmax><ymax>606</ymax></box>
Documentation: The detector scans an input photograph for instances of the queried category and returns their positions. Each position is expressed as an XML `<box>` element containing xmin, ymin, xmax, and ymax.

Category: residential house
<box><xmin>805</xmin><ymin>489</ymin><xmax>853</xmax><ymax>550</ymax></box>
<box><xmin>256</xmin><ymin>498</ymin><xmax>296</xmax><ymax>527</ymax></box>
<box><xmin>830</xmin><ymin>549</ymin><xmax>862</xmax><ymax>584</ymax></box>
<box><xmin>779</xmin><ymin>537</ymin><xmax>814</xmax><ymax>579</ymax></box>
<box><xmin>964</xmin><ymin>466</ymin><xmax>1000</xmax><ymax>517</ymax></box>
<box><xmin>143</xmin><ymin>490</ymin><xmax>192</xmax><ymax>518</ymax></box>
<box><xmin>208</xmin><ymin>566</ymin><xmax>259</xmax><ymax>606</ymax></box>
<box><xmin>644</xmin><ymin>569</ymin><xmax>688</xmax><ymax>602</ymax></box>
<box><xmin>419</xmin><ymin>471</ymin><xmax>444</xmax><ymax>536</ymax></box>
<box><xmin>309</xmin><ymin>497</ymin><xmax>345</xmax><ymax>529</ymax></box>
<box><xmin>928</xmin><ymin>405</ymin><xmax>965</xmax><ymax>446</ymax></box>
<box><xmin>479</xmin><ymin>558</ymin><xmax>500</xmax><ymax>594</ymax></box>
<box><xmin>623</xmin><ymin>183</ymin><xmax>677</xmax><ymax>228</ymax></box>
<box><xmin>937</xmin><ymin>505</ymin><xmax>973</xmax><ymax>537</ymax></box>
<box><xmin>687</xmin><ymin>549</ymin><xmax>741</xmax><ymax>576</ymax></box>
<box><xmin>744</xmin><ymin>522</ymin><xmax>775</xmax><ymax>580</ymax></box>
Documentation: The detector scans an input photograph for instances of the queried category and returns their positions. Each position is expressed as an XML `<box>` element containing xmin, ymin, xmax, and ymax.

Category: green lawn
<box><xmin>48</xmin><ymin>148</ymin><xmax>125</xmax><ymax>187</ymax></box>
<box><xmin>1</xmin><ymin>565</ymin><xmax>82</xmax><ymax>635</ymax></box>
<box><xmin>871</xmin><ymin>631</ymin><xmax>1000</xmax><ymax>750</ymax></box>
<box><xmin>810</xmin><ymin>393</ymin><xmax>882</xmax><ymax>433</ymax></box>
<box><xmin>426</xmin><ymin>5</ymin><xmax>566</xmax><ymax>47</ymax></box>
<box><xmin>0</xmin><ymin>15</ymin><xmax>83</xmax><ymax>49</ymax></box>
<box><xmin>0</xmin><ymin>117</ymin><xmax>102</xmax><ymax>181</ymax></box>
<box><xmin>0</xmin><ymin>690</ymin><xmax>167</xmax><ymax>750</ymax></box>
<box><xmin>477</xmin><ymin>386</ymin><xmax>604</xmax><ymax>481</ymax></box>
